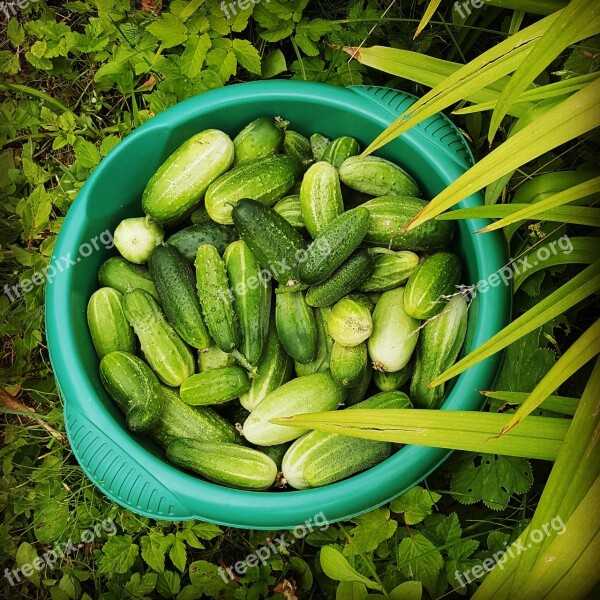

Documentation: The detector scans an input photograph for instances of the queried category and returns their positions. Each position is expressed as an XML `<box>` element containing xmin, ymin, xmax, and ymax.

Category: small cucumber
<box><xmin>87</xmin><ymin>287</ymin><xmax>135</xmax><ymax>358</ymax></box>
<box><xmin>219</xmin><ymin>402</ymin><xmax>250</xmax><ymax>427</ymax></box>
<box><xmin>195</xmin><ymin>244</ymin><xmax>239</xmax><ymax>353</ymax></box>
<box><xmin>363</xmin><ymin>196</ymin><xmax>455</xmax><ymax>251</ymax></box>
<box><xmin>149</xmin><ymin>244</ymin><xmax>211</xmax><ymax>350</ymax></box>
<box><xmin>232</xmin><ymin>199</ymin><xmax>308</xmax><ymax>286</ymax></box>
<box><xmin>98</xmin><ymin>257</ymin><xmax>159</xmax><ymax>300</ymax></box>
<box><xmin>373</xmin><ymin>360</ymin><xmax>413</xmax><ymax>391</ymax></box>
<box><xmin>99</xmin><ymin>351</ymin><xmax>161</xmax><ymax>432</ymax></box>
<box><xmin>310</xmin><ymin>132</ymin><xmax>330</xmax><ymax>161</ymax></box>
<box><xmin>274</xmin><ymin>195</ymin><xmax>305</xmax><ymax>230</ymax></box>
<box><xmin>299</xmin><ymin>161</ymin><xmax>344</xmax><ymax>238</ymax></box>
<box><xmin>275</xmin><ymin>289</ymin><xmax>318</xmax><ymax>364</ymax></box>
<box><xmin>330</xmin><ymin>341</ymin><xmax>368</xmax><ymax>388</ymax></box>
<box><xmin>357</xmin><ymin>250</ymin><xmax>420</xmax><ymax>292</ymax></box>
<box><xmin>404</xmin><ymin>252</ymin><xmax>462</xmax><ymax>319</ymax></box>
<box><xmin>180</xmin><ymin>366</ymin><xmax>250</xmax><ymax>406</ymax></box>
<box><xmin>167</xmin><ymin>440</ymin><xmax>278</xmax><ymax>490</ymax></box>
<box><xmin>262</xmin><ymin>442</ymin><xmax>290</xmax><ymax>470</ymax></box>
<box><xmin>339</xmin><ymin>156</ymin><xmax>420</xmax><ymax>197</ymax></box>
<box><xmin>198</xmin><ymin>344</ymin><xmax>235</xmax><ymax>371</ymax></box>
<box><xmin>166</xmin><ymin>222</ymin><xmax>237</xmax><ymax>262</ymax></box>
<box><xmin>113</xmin><ymin>217</ymin><xmax>164</xmax><ymax>264</ymax></box>
<box><xmin>243</xmin><ymin>372</ymin><xmax>344</xmax><ymax>446</ymax></box>
<box><xmin>142</xmin><ymin>129</ymin><xmax>234</xmax><ymax>222</ymax></box>
<box><xmin>122</xmin><ymin>289</ymin><xmax>195</xmax><ymax>387</ymax></box>
<box><xmin>345</xmin><ymin>361</ymin><xmax>373</xmax><ymax>407</ymax></box>
<box><xmin>327</xmin><ymin>294</ymin><xmax>373</xmax><ymax>347</ymax></box>
<box><xmin>283</xmin><ymin>130</ymin><xmax>314</xmax><ymax>170</ymax></box>
<box><xmin>233</xmin><ymin>117</ymin><xmax>285</xmax><ymax>166</ymax></box>
<box><xmin>205</xmin><ymin>154</ymin><xmax>302</xmax><ymax>224</ymax></box>
<box><xmin>299</xmin><ymin>207</ymin><xmax>370</xmax><ymax>285</ymax></box>
<box><xmin>305</xmin><ymin>250</ymin><xmax>375</xmax><ymax>308</ymax></box>
<box><xmin>240</xmin><ymin>321</ymin><xmax>293</xmax><ymax>412</ymax></box>
<box><xmin>410</xmin><ymin>295</ymin><xmax>468</xmax><ymax>409</ymax></box>
<box><xmin>368</xmin><ymin>287</ymin><xmax>420</xmax><ymax>372</ymax></box>
<box><xmin>295</xmin><ymin>307</ymin><xmax>334</xmax><ymax>377</ymax></box>
<box><xmin>321</xmin><ymin>136</ymin><xmax>360</xmax><ymax>169</ymax></box>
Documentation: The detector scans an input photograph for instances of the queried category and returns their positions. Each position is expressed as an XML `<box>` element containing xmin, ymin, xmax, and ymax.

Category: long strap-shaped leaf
<box><xmin>414</xmin><ymin>0</ymin><xmax>443</xmax><ymax>38</ymax></box>
<box><xmin>482</xmin><ymin>390</ymin><xmax>579</xmax><ymax>415</ymax></box>
<box><xmin>430</xmin><ymin>260</ymin><xmax>600</xmax><ymax>387</ymax></box>
<box><xmin>271</xmin><ymin>410</ymin><xmax>568</xmax><ymax>460</ymax></box>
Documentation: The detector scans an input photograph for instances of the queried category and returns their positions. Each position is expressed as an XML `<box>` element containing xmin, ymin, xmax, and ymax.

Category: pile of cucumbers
<box><xmin>87</xmin><ymin>116</ymin><xmax>468</xmax><ymax>492</ymax></box>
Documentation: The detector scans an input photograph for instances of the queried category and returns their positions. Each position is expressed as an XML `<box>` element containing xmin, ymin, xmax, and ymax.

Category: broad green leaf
<box><xmin>170</xmin><ymin>534</ymin><xmax>187</xmax><ymax>572</ymax></box>
<box><xmin>414</xmin><ymin>0</ymin><xmax>442</xmax><ymax>38</ymax></box>
<box><xmin>446</xmin><ymin>538</ymin><xmax>481</xmax><ymax>591</ymax></box>
<box><xmin>16</xmin><ymin>542</ymin><xmax>40</xmax><ymax>586</ymax></box>
<box><xmin>98</xmin><ymin>536</ymin><xmax>139</xmax><ymax>575</ymax></box>
<box><xmin>390</xmin><ymin>486</ymin><xmax>441</xmax><ymax>525</ymax></box>
<box><xmin>140</xmin><ymin>531</ymin><xmax>174</xmax><ymax>573</ymax></box>
<box><xmin>178</xmin><ymin>0</ymin><xmax>206</xmax><ymax>21</ymax></box>
<box><xmin>156</xmin><ymin>570</ymin><xmax>181</xmax><ymax>596</ymax></box>
<box><xmin>232</xmin><ymin>39</ymin><xmax>261</xmax><ymax>75</ymax></box>
<box><xmin>191</xmin><ymin>522</ymin><xmax>223</xmax><ymax>540</ymax></box>
<box><xmin>337</xmin><ymin>581</ymin><xmax>368</xmax><ymax>600</ymax></box>
<box><xmin>180</xmin><ymin>33</ymin><xmax>211</xmax><ymax>79</ymax></box>
<box><xmin>483</xmin><ymin>391</ymin><xmax>579</xmax><ymax>415</ymax></box>
<box><xmin>8</xmin><ymin>18</ymin><xmax>25</xmax><ymax>47</ymax></box>
<box><xmin>397</xmin><ymin>534</ymin><xmax>443</xmax><ymax>596</ymax></box>
<box><xmin>0</xmin><ymin>51</ymin><xmax>20</xmax><ymax>75</ymax></box>
<box><xmin>347</xmin><ymin>507</ymin><xmax>397</xmax><ymax>553</ymax></box>
<box><xmin>262</xmin><ymin>49</ymin><xmax>287</xmax><ymax>78</ymax></box>
<box><xmin>188</xmin><ymin>560</ymin><xmax>229</xmax><ymax>596</ymax></box>
<box><xmin>390</xmin><ymin>580</ymin><xmax>423</xmax><ymax>600</ymax></box>
<box><xmin>73</xmin><ymin>138</ymin><xmax>100</xmax><ymax>169</ymax></box>
<box><xmin>320</xmin><ymin>546</ymin><xmax>382</xmax><ymax>590</ymax></box>
<box><xmin>147</xmin><ymin>14</ymin><xmax>188</xmax><ymax>49</ymax></box>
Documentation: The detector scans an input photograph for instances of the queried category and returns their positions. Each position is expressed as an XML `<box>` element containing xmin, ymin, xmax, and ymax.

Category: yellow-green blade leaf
<box><xmin>482</xmin><ymin>391</ymin><xmax>579</xmax><ymax>415</ymax></box>
<box><xmin>320</xmin><ymin>546</ymin><xmax>382</xmax><ymax>590</ymax></box>
<box><xmin>414</xmin><ymin>0</ymin><xmax>443</xmax><ymax>38</ymax></box>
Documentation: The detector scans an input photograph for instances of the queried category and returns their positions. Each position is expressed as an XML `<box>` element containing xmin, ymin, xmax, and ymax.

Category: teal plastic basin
<box><xmin>46</xmin><ymin>81</ymin><xmax>510</xmax><ymax>529</ymax></box>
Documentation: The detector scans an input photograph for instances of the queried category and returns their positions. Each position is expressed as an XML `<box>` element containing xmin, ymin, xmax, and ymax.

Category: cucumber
<box><xmin>330</xmin><ymin>341</ymin><xmax>367</xmax><ymax>388</ymax></box>
<box><xmin>224</xmin><ymin>240</ymin><xmax>271</xmax><ymax>366</ymax></box>
<box><xmin>99</xmin><ymin>351</ymin><xmax>161</xmax><ymax>432</ymax></box>
<box><xmin>299</xmin><ymin>161</ymin><xmax>344</xmax><ymax>238</ymax></box>
<box><xmin>410</xmin><ymin>294</ymin><xmax>468</xmax><ymax>409</ymax></box>
<box><xmin>295</xmin><ymin>307</ymin><xmax>334</xmax><ymax>377</ymax></box>
<box><xmin>263</xmin><ymin>442</ymin><xmax>290</xmax><ymax>470</ymax></box>
<box><xmin>321</xmin><ymin>136</ymin><xmax>360</xmax><ymax>169</ymax></box>
<box><xmin>243</xmin><ymin>372</ymin><xmax>344</xmax><ymax>446</ymax></box>
<box><xmin>338</xmin><ymin>156</ymin><xmax>420</xmax><ymax>197</ymax></box>
<box><xmin>233</xmin><ymin>117</ymin><xmax>285</xmax><ymax>166</ymax></box>
<box><xmin>122</xmin><ymin>289</ymin><xmax>195</xmax><ymax>387</ymax></box>
<box><xmin>327</xmin><ymin>294</ymin><xmax>373</xmax><ymax>347</ymax></box>
<box><xmin>219</xmin><ymin>402</ymin><xmax>250</xmax><ymax>427</ymax></box>
<box><xmin>98</xmin><ymin>257</ymin><xmax>159</xmax><ymax>300</ymax></box>
<box><xmin>142</xmin><ymin>129</ymin><xmax>234</xmax><ymax>222</ymax></box>
<box><xmin>345</xmin><ymin>361</ymin><xmax>373</xmax><ymax>407</ymax></box>
<box><xmin>283</xmin><ymin>130</ymin><xmax>314</xmax><ymax>170</ymax></box>
<box><xmin>180</xmin><ymin>366</ymin><xmax>250</xmax><ymax>406</ymax></box>
<box><xmin>373</xmin><ymin>360</ymin><xmax>413</xmax><ymax>391</ymax></box>
<box><xmin>305</xmin><ymin>250</ymin><xmax>375</xmax><ymax>308</ymax></box>
<box><xmin>151</xmin><ymin>385</ymin><xmax>241</xmax><ymax>447</ymax></box>
<box><xmin>167</xmin><ymin>440</ymin><xmax>277</xmax><ymax>490</ymax></box>
<box><xmin>310</xmin><ymin>132</ymin><xmax>330</xmax><ymax>161</ymax></box>
<box><xmin>368</xmin><ymin>287</ymin><xmax>420</xmax><ymax>372</ymax></box>
<box><xmin>113</xmin><ymin>217</ymin><xmax>164</xmax><ymax>264</ymax></box>
<box><xmin>205</xmin><ymin>154</ymin><xmax>302</xmax><ymax>224</ymax></box>
<box><xmin>363</xmin><ymin>196</ymin><xmax>455</xmax><ymax>251</ymax></box>
<box><xmin>404</xmin><ymin>252</ymin><xmax>462</xmax><ymax>319</ymax></box>
<box><xmin>275</xmin><ymin>289</ymin><xmax>317</xmax><ymax>364</ymax></box>
<box><xmin>148</xmin><ymin>244</ymin><xmax>211</xmax><ymax>350</ymax></box>
<box><xmin>166</xmin><ymin>222</ymin><xmax>237</xmax><ymax>263</ymax></box>
<box><xmin>274</xmin><ymin>195</ymin><xmax>305</xmax><ymax>230</ymax></box>
<box><xmin>240</xmin><ymin>321</ymin><xmax>293</xmax><ymax>412</ymax></box>
<box><xmin>195</xmin><ymin>244</ymin><xmax>239</xmax><ymax>353</ymax></box>
<box><xmin>198</xmin><ymin>344</ymin><xmax>235</xmax><ymax>371</ymax></box>
<box><xmin>232</xmin><ymin>199</ymin><xmax>308</xmax><ymax>286</ymax></box>
<box><xmin>357</xmin><ymin>250</ymin><xmax>420</xmax><ymax>292</ymax></box>
<box><xmin>87</xmin><ymin>288</ymin><xmax>135</xmax><ymax>358</ymax></box>
<box><xmin>299</xmin><ymin>207</ymin><xmax>370</xmax><ymax>285</ymax></box>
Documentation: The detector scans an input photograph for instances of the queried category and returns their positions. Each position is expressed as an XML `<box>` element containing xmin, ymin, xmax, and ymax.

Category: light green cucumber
<box><xmin>373</xmin><ymin>361</ymin><xmax>413</xmax><ymax>391</ymax></box>
<box><xmin>274</xmin><ymin>195</ymin><xmax>305</xmax><ymax>230</ymax></box>
<box><xmin>321</xmin><ymin>136</ymin><xmax>360</xmax><ymax>169</ymax></box>
<box><xmin>233</xmin><ymin>117</ymin><xmax>285</xmax><ymax>166</ymax></box>
<box><xmin>310</xmin><ymin>132</ymin><xmax>330</xmax><ymax>161</ymax></box>
<box><xmin>330</xmin><ymin>341</ymin><xmax>368</xmax><ymax>388</ymax></box>
<box><xmin>283</xmin><ymin>130</ymin><xmax>313</xmax><ymax>169</ymax></box>
<box><xmin>357</xmin><ymin>250</ymin><xmax>420</xmax><ymax>292</ymax></box>
<box><xmin>97</xmin><ymin>257</ymin><xmax>159</xmax><ymax>300</ymax></box>
<box><xmin>295</xmin><ymin>307</ymin><xmax>334</xmax><ymax>377</ymax></box>
<box><xmin>198</xmin><ymin>344</ymin><xmax>236</xmax><ymax>372</ymax></box>
<box><xmin>180</xmin><ymin>366</ymin><xmax>250</xmax><ymax>406</ymax></box>
<box><xmin>327</xmin><ymin>294</ymin><xmax>373</xmax><ymax>347</ymax></box>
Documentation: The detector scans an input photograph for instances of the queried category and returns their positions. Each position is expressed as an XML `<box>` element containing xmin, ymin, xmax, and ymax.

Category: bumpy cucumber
<box><xmin>142</xmin><ymin>129</ymin><xmax>234</xmax><ymax>222</ymax></box>
<box><xmin>87</xmin><ymin>287</ymin><xmax>135</xmax><ymax>359</ymax></box>
<box><xmin>404</xmin><ymin>252</ymin><xmax>462</xmax><ymax>319</ymax></box>
<box><xmin>195</xmin><ymin>244</ymin><xmax>239</xmax><ymax>353</ymax></box>
<box><xmin>98</xmin><ymin>257</ymin><xmax>159</xmax><ymax>300</ymax></box>
<box><xmin>122</xmin><ymin>289</ymin><xmax>195</xmax><ymax>387</ymax></box>
<box><xmin>295</xmin><ymin>307</ymin><xmax>334</xmax><ymax>377</ymax></box>
<box><xmin>357</xmin><ymin>250</ymin><xmax>420</xmax><ymax>292</ymax></box>
<box><xmin>224</xmin><ymin>240</ymin><xmax>271</xmax><ymax>365</ymax></box>
<box><xmin>233</xmin><ymin>117</ymin><xmax>285</xmax><ymax>166</ymax></box>
<box><xmin>167</xmin><ymin>440</ymin><xmax>278</xmax><ymax>490</ymax></box>
<box><xmin>262</xmin><ymin>442</ymin><xmax>290</xmax><ymax>470</ymax></box>
<box><xmin>283</xmin><ymin>130</ymin><xmax>314</xmax><ymax>169</ymax></box>
<box><xmin>240</xmin><ymin>321</ymin><xmax>293</xmax><ymax>412</ymax></box>
<box><xmin>99</xmin><ymin>351</ymin><xmax>161</xmax><ymax>432</ymax></box>
<box><xmin>368</xmin><ymin>287</ymin><xmax>420</xmax><ymax>372</ymax></box>
<box><xmin>149</xmin><ymin>244</ymin><xmax>211</xmax><ymax>350</ymax></box>
<box><xmin>299</xmin><ymin>207</ymin><xmax>370</xmax><ymax>285</ymax></box>
<box><xmin>410</xmin><ymin>294</ymin><xmax>468</xmax><ymax>408</ymax></box>
<box><xmin>321</xmin><ymin>136</ymin><xmax>360</xmax><ymax>169</ymax></box>
<box><xmin>232</xmin><ymin>199</ymin><xmax>307</xmax><ymax>286</ymax></box>
<box><xmin>243</xmin><ymin>372</ymin><xmax>344</xmax><ymax>446</ymax></box>
<box><xmin>310</xmin><ymin>132</ymin><xmax>330</xmax><ymax>161</ymax></box>
<box><xmin>363</xmin><ymin>196</ymin><xmax>455</xmax><ymax>251</ymax></box>
<box><xmin>330</xmin><ymin>341</ymin><xmax>368</xmax><ymax>388</ymax></box>
<box><xmin>373</xmin><ymin>360</ymin><xmax>413</xmax><ymax>391</ymax></box>
<box><xmin>275</xmin><ymin>289</ymin><xmax>317</xmax><ymax>364</ymax></box>
<box><xmin>205</xmin><ymin>154</ymin><xmax>302</xmax><ymax>224</ymax></box>
<box><xmin>166</xmin><ymin>222</ymin><xmax>237</xmax><ymax>262</ymax></box>
<box><xmin>327</xmin><ymin>294</ymin><xmax>373</xmax><ymax>347</ymax></box>
<box><xmin>180</xmin><ymin>366</ymin><xmax>250</xmax><ymax>406</ymax></box>
<box><xmin>198</xmin><ymin>344</ymin><xmax>235</xmax><ymax>371</ymax></box>
<box><xmin>274</xmin><ymin>195</ymin><xmax>305</xmax><ymax>230</ymax></box>
<box><xmin>299</xmin><ymin>161</ymin><xmax>344</xmax><ymax>238</ymax></box>
<box><xmin>345</xmin><ymin>361</ymin><xmax>373</xmax><ymax>406</ymax></box>
<box><xmin>338</xmin><ymin>156</ymin><xmax>420</xmax><ymax>197</ymax></box>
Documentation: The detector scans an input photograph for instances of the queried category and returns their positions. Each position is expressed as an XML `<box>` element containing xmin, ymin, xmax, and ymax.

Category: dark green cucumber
<box><xmin>310</xmin><ymin>133</ymin><xmax>330</xmax><ymax>161</ymax></box>
<box><xmin>330</xmin><ymin>341</ymin><xmax>368</xmax><ymax>388</ymax></box>
<box><xmin>219</xmin><ymin>402</ymin><xmax>250</xmax><ymax>427</ymax></box>
<box><xmin>180</xmin><ymin>366</ymin><xmax>250</xmax><ymax>406</ymax></box>
<box><xmin>233</xmin><ymin>117</ymin><xmax>285</xmax><ymax>166</ymax></box>
<box><xmin>295</xmin><ymin>307</ymin><xmax>334</xmax><ymax>377</ymax></box>
<box><xmin>404</xmin><ymin>252</ymin><xmax>462</xmax><ymax>319</ymax></box>
<box><xmin>148</xmin><ymin>244</ymin><xmax>211</xmax><ymax>350</ymax></box>
<box><xmin>195</xmin><ymin>244</ymin><xmax>239</xmax><ymax>353</ymax></box>
<box><xmin>299</xmin><ymin>208</ymin><xmax>370</xmax><ymax>285</ymax></box>
<box><xmin>363</xmin><ymin>196</ymin><xmax>455</xmax><ymax>251</ymax></box>
<box><xmin>166</xmin><ymin>222</ymin><xmax>237</xmax><ymax>262</ymax></box>
<box><xmin>327</xmin><ymin>294</ymin><xmax>373</xmax><ymax>347</ymax></box>
<box><xmin>345</xmin><ymin>361</ymin><xmax>373</xmax><ymax>406</ymax></box>
<box><xmin>321</xmin><ymin>136</ymin><xmax>360</xmax><ymax>169</ymax></box>
<box><xmin>232</xmin><ymin>199</ymin><xmax>308</xmax><ymax>286</ymax></box>
<box><xmin>99</xmin><ymin>351</ymin><xmax>161</xmax><ymax>432</ymax></box>
<box><xmin>357</xmin><ymin>250</ymin><xmax>420</xmax><ymax>292</ymax></box>
<box><xmin>275</xmin><ymin>289</ymin><xmax>317</xmax><ymax>364</ymax></box>
<box><xmin>97</xmin><ymin>257</ymin><xmax>158</xmax><ymax>300</ymax></box>
<box><xmin>373</xmin><ymin>360</ymin><xmax>413</xmax><ymax>391</ymax></box>
<box><xmin>262</xmin><ymin>442</ymin><xmax>290</xmax><ymax>470</ymax></box>
<box><xmin>274</xmin><ymin>195</ymin><xmax>305</xmax><ymax>230</ymax></box>
<box><xmin>283</xmin><ymin>130</ymin><xmax>314</xmax><ymax>169</ymax></box>
<box><xmin>305</xmin><ymin>250</ymin><xmax>375</xmax><ymax>308</ymax></box>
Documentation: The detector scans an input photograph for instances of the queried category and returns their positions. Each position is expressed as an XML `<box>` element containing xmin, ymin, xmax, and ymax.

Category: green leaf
<box><xmin>140</xmin><ymin>531</ymin><xmax>174</xmax><ymax>573</ymax></box>
<box><xmin>147</xmin><ymin>14</ymin><xmax>189</xmax><ymax>49</ymax></box>
<box><xmin>59</xmin><ymin>573</ymin><xmax>78</xmax><ymax>599</ymax></box>
<box><xmin>0</xmin><ymin>51</ymin><xmax>21</xmax><ymax>75</ymax></box>
<box><xmin>191</xmin><ymin>522</ymin><xmax>223</xmax><ymax>540</ymax></box>
<box><xmin>98</xmin><ymin>535</ymin><xmax>139</xmax><ymax>575</ymax></box>
<box><xmin>431</xmin><ymin>513</ymin><xmax>462</xmax><ymax>546</ymax></box>
<box><xmin>189</xmin><ymin>560</ymin><xmax>229</xmax><ymax>597</ymax></box>
<box><xmin>347</xmin><ymin>507</ymin><xmax>397</xmax><ymax>553</ymax></box>
<box><xmin>232</xmin><ymin>39</ymin><xmax>261</xmax><ymax>75</ymax></box>
<box><xmin>73</xmin><ymin>138</ymin><xmax>100</xmax><ymax>169</ymax></box>
<box><xmin>206</xmin><ymin>48</ymin><xmax>237</xmax><ymax>82</ymax></box>
<box><xmin>262</xmin><ymin>49</ymin><xmax>287</xmax><ymax>78</ymax></box>
<box><xmin>157</xmin><ymin>570</ymin><xmax>181</xmax><ymax>597</ymax></box>
<box><xmin>125</xmin><ymin>572</ymin><xmax>158</xmax><ymax>596</ymax></box>
<box><xmin>390</xmin><ymin>580</ymin><xmax>423</xmax><ymax>600</ymax></box>
<box><xmin>397</xmin><ymin>534</ymin><xmax>443</xmax><ymax>596</ymax></box>
<box><xmin>16</xmin><ymin>542</ymin><xmax>40</xmax><ymax>586</ymax></box>
<box><xmin>446</xmin><ymin>539</ymin><xmax>481</xmax><ymax>590</ymax></box>
<box><xmin>99</xmin><ymin>135</ymin><xmax>121</xmax><ymax>157</ymax></box>
<box><xmin>170</xmin><ymin>534</ymin><xmax>187</xmax><ymax>572</ymax></box>
<box><xmin>337</xmin><ymin>581</ymin><xmax>368</xmax><ymax>600</ymax></box>
<box><xmin>8</xmin><ymin>18</ymin><xmax>25</xmax><ymax>46</ymax></box>
<box><xmin>181</xmin><ymin>33</ymin><xmax>211</xmax><ymax>79</ymax></box>
<box><xmin>414</xmin><ymin>0</ymin><xmax>442</xmax><ymax>38</ymax></box>
<box><xmin>320</xmin><ymin>546</ymin><xmax>382</xmax><ymax>590</ymax></box>
<box><xmin>483</xmin><ymin>391</ymin><xmax>579</xmax><ymax>415</ymax></box>
<box><xmin>390</xmin><ymin>486</ymin><xmax>442</xmax><ymax>525</ymax></box>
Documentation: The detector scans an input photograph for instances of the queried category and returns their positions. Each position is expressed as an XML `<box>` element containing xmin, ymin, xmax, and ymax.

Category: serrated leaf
<box><xmin>189</xmin><ymin>560</ymin><xmax>229</xmax><ymax>596</ymax></box>
<box><xmin>125</xmin><ymin>572</ymin><xmax>158</xmax><ymax>596</ymax></box>
<box><xmin>157</xmin><ymin>570</ymin><xmax>181</xmax><ymax>597</ymax></box>
<box><xmin>0</xmin><ymin>51</ymin><xmax>21</xmax><ymax>75</ymax></box>
<box><xmin>206</xmin><ymin>47</ymin><xmax>237</xmax><ymax>82</ymax></box>
<box><xmin>140</xmin><ymin>531</ymin><xmax>174</xmax><ymax>573</ymax></box>
<box><xmin>432</xmin><ymin>513</ymin><xmax>462</xmax><ymax>546</ymax></box>
<box><xmin>73</xmin><ymin>138</ymin><xmax>100</xmax><ymax>169</ymax></box>
<box><xmin>180</xmin><ymin>33</ymin><xmax>211</xmax><ymax>79</ymax></box>
<box><xmin>59</xmin><ymin>573</ymin><xmax>78</xmax><ymax>599</ymax></box>
<box><xmin>347</xmin><ymin>507</ymin><xmax>397</xmax><ymax>553</ymax></box>
<box><xmin>147</xmin><ymin>14</ymin><xmax>188</xmax><ymax>48</ymax></box>
<box><xmin>390</xmin><ymin>486</ymin><xmax>441</xmax><ymax>525</ymax></box>
<box><xmin>397</xmin><ymin>534</ymin><xmax>443</xmax><ymax>596</ymax></box>
<box><xmin>98</xmin><ymin>535</ymin><xmax>139</xmax><ymax>575</ymax></box>
<box><xmin>232</xmin><ymin>38</ymin><xmax>261</xmax><ymax>74</ymax></box>
<box><xmin>170</xmin><ymin>535</ymin><xmax>187</xmax><ymax>572</ymax></box>
<box><xmin>446</xmin><ymin>539</ymin><xmax>481</xmax><ymax>590</ymax></box>
<box><xmin>320</xmin><ymin>546</ymin><xmax>381</xmax><ymax>590</ymax></box>
<box><xmin>99</xmin><ymin>135</ymin><xmax>121</xmax><ymax>157</ymax></box>
<box><xmin>8</xmin><ymin>18</ymin><xmax>25</xmax><ymax>46</ymax></box>
<box><xmin>262</xmin><ymin>49</ymin><xmax>287</xmax><ymax>78</ymax></box>
<box><xmin>191</xmin><ymin>522</ymin><xmax>223</xmax><ymax>540</ymax></box>
<box><xmin>451</xmin><ymin>453</ymin><xmax>533</xmax><ymax>510</ymax></box>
